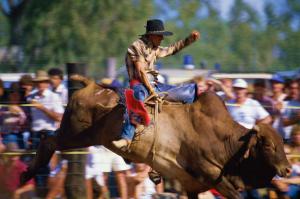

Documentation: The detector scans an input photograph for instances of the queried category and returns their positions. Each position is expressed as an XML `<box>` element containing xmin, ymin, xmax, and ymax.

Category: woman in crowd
<box><xmin>0</xmin><ymin>82</ymin><xmax>27</xmax><ymax>148</ymax></box>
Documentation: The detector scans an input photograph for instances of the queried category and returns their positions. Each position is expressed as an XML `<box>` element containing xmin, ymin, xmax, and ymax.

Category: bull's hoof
<box><xmin>20</xmin><ymin>170</ymin><xmax>33</xmax><ymax>186</ymax></box>
<box><xmin>148</xmin><ymin>170</ymin><xmax>162</xmax><ymax>185</ymax></box>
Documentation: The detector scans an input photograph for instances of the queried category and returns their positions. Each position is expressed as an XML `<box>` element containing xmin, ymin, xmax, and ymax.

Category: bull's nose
<box><xmin>276</xmin><ymin>166</ymin><xmax>292</xmax><ymax>177</ymax></box>
<box><xmin>285</xmin><ymin>167</ymin><xmax>292</xmax><ymax>177</ymax></box>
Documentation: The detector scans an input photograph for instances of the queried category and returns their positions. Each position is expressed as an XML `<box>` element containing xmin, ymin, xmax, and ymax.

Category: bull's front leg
<box><xmin>21</xmin><ymin>134</ymin><xmax>57</xmax><ymax>185</ymax></box>
<box><xmin>192</xmin><ymin>162</ymin><xmax>242</xmax><ymax>199</ymax></box>
<box><xmin>215</xmin><ymin>176</ymin><xmax>242</xmax><ymax>199</ymax></box>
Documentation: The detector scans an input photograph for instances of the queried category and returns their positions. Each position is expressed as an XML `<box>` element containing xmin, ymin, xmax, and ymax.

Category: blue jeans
<box><xmin>2</xmin><ymin>132</ymin><xmax>25</xmax><ymax>149</ymax></box>
<box><xmin>121</xmin><ymin>82</ymin><xmax>196</xmax><ymax>140</ymax></box>
<box><xmin>30</xmin><ymin>130</ymin><xmax>56</xmax><ymax>149</ymax></box>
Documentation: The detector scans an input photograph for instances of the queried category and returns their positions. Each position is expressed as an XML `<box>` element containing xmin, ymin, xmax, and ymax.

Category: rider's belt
<box><xmin>130</xmin><ymin>79</ymin><xmax>156</xmax><ymax>88</ymax></box>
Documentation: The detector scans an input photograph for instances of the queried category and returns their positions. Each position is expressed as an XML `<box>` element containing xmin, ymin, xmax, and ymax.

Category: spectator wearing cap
<box><xmin>27</xmin><ymin>70</ymin><xmax>64</xmax><ymax>149</ymax></box>
<box><xmin>226</xmin><ymin>79</ymin><xmax>272</xmax><ymax>129</ymax></box>
<box><xmin>48</xmin><ymin>68</ymin><xmax>68</xmax><ymax>105</ymax></box>
<box><xmin>26</xmin><ymin>70</ymin><xmax>64</xmax><ymax>197</ymax></box>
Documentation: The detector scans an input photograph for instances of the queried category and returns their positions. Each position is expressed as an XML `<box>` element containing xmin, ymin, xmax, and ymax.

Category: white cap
<box><xmin>232</xmin><ymin>78</ymin><xmax>248</xmax><ymax>89</ymax></box>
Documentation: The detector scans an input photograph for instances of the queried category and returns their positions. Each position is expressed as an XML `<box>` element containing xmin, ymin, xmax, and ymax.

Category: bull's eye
<box><xmin>265</xmin><ymin>145</ymin><xmax>272</xmax><ymax>149</ymax></box>
<box><xmin>264</xmin><ymin>143</ymin><xmax>275</xmax><ymax>152</ymax></box>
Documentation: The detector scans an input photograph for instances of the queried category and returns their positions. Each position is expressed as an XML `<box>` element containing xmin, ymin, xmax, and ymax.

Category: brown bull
<box><xmin>21</xmin><ymin>76</ymin><xmax>291</xmax><ymax>199</ymax></box>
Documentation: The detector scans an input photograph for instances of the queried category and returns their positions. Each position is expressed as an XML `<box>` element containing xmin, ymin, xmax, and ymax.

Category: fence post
<box><xmin>63</xmin><ymin>62</ymin><xmax>87</xmax><ymax>199</ymax></box>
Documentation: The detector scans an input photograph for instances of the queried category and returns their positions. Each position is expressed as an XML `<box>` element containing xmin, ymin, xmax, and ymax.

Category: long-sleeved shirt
<box><xmin>125</xmin><ymin>35</ymin><xmax>197</xmax><ymax>81</ymax></box>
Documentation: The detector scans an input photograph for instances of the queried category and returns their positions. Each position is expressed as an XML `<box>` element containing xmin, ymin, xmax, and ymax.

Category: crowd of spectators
<box><xmin>0</xmin><ymin>69</ymin><xmax>300</xmax><ymax>199</ymax></box>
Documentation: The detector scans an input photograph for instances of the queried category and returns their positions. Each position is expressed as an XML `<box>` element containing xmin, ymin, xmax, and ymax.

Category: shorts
<box><xmin>85</xmin><ymin>165</ymin><xmax>104</xmax><ymax>186</ymax></box>
<box><xmin>96</xmin><ymin>146</ymin><xmax>131</xmax><ymax>172</ymax></box>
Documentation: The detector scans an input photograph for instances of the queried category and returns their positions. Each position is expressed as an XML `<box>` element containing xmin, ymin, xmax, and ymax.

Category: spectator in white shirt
<box><xmin>27</xmin><ymin>70</ymin><xmax>64</xmax><ymax>148</ymax></box>
<box><xmin>26</xmin><ymin>70</ymin><xmax>64</xmax><ymax>197</ymax></box>
<box><xmin>226</xmin><ymin>78</ymin><xmax>272</xmax><ymax>129</ymax></box>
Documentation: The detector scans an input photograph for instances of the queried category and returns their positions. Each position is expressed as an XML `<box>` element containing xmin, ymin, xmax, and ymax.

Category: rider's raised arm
<box><xmin>157</xmin><ymin>30</ymin><xmax>200</xmax><ymax>58</ymax></box>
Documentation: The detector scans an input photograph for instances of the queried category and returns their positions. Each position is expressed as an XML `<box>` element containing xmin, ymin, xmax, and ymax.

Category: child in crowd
<box><xmin>0</xmin><ymin>143</ymin><xmax>35</xmax><ymax>199</ymax></box>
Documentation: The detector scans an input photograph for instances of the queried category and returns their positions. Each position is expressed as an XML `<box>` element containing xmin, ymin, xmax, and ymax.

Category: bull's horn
<box><xmin>253</xmin><ymin>125</ymin><xmax>260</xmax><ymax>132</ymax></box>
<box><xmin>70</xmin><ymin>74</ymin><xmax>93</xmax><ymax>86</ymax></box>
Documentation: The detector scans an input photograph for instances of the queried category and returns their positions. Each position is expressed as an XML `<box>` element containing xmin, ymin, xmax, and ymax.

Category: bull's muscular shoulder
<box><xmin>196</xmin><ymin>91</ymin><xmax>232</xmax><ymax>120</ymax></box>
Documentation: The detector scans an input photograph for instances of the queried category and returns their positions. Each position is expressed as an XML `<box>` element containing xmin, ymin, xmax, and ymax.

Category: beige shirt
<box><xmin>125</xmin><ymin>35</ymin><xmax>196</xmax><ymax>81</ymax></box>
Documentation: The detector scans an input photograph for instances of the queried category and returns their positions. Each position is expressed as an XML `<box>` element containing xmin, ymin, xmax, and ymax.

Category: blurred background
<box><xmin>0</xmin><ymin>0</ymin><xmax>299</xmax><ymax>76</ymax></box>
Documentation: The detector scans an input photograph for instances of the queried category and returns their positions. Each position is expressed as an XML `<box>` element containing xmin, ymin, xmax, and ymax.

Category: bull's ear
<box><xmin>243</xmin><ymin>126</ymin><xmax>259</xmax><ymax>159</ymax></box>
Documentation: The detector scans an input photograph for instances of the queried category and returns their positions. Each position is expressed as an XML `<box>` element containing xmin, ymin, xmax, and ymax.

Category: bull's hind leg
<box><xmin>20</xmin><ymin>134</ymin><xmax>57</xmax><ymax>185</ymax></box>
<box><xmin>215</xmin><ymin>176</ymin><xmax>242</xmax><ymax>199</ymax></box>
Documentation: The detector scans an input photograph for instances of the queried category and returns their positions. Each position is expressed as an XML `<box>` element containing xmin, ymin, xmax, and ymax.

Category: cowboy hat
<box><xmin>142</xmin><ymin>19</ymin><xmax>173</xmax><ymax>36</ymax></box>
<box><xmin>33</xmin><ymin>70</ymin><xmax>50</xmax><ymax>82</ymax></box>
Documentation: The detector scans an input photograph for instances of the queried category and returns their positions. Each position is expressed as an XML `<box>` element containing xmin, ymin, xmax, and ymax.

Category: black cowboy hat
<box><xmin>142</xmin><ymin>19</ymin><xmax>173</xmax><ymax>36</ymax></box>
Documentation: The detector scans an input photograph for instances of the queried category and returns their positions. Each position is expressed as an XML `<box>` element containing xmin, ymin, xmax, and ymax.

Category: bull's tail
<box><xmin>20</xmin><ymin>133</ymin><xmax>57</xmax><ymax>185</ymax></box>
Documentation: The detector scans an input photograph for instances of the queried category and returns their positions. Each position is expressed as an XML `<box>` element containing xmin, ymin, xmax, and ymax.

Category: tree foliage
<box><xmin>0</xmin><ymin>0</ymin><xmax>153</xmax><ymax>74</ymax></box>
<box><xmin>0</xmin><ymin>0</ymin><xmax>299</xmax><ymax>74</ymax></box>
